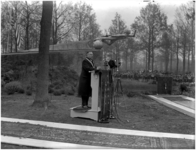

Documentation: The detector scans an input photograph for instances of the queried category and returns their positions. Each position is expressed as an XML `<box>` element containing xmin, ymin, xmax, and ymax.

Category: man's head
<box><xmin>86</xmin><ymin>51</ymin><xmax>93</xmax><ymax>59</ymax></box>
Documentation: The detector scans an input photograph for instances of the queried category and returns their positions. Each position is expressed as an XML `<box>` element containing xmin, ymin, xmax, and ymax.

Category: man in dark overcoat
<box><xmin>78</xmin><ymin>51</ymin><xmax>100</xmax><ymax>108</ymax></box>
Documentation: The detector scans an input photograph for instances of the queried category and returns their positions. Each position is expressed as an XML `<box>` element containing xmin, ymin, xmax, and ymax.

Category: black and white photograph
<box><xmin>1</xmin><ymin>0</ymin><xmax>195</xmax><ymax>149</ymax></box>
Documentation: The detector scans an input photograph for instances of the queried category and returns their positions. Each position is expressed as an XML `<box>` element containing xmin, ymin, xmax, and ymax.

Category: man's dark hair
<box><xmin>86</xmin><ymin>51</ymin><xmax>93</xmax><ymax>55</ymax></box>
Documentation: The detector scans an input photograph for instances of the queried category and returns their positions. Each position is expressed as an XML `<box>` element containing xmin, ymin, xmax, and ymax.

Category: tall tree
<box><xmin>52</xmin><ymin>1</ymin><xmax>74</xmax><ymax>44</ymax></box>
<box><xmin>186</xmin><ymin>1</ymin><xmax>195</xmax><ymax>74</ymax></box>
<box><xmin>33</xmin><ymin>1</ymin><xmax>53</xmax><ymax>108</ymax></box>
<box><xmin>171</xmin><ymin>23</ymin><xmax>181</xmax><ymax>74</ymax></box>
<box><xmin>21</xmin><ymin>1</ymin><xmax>41</xmax><ymax>50</ymax></box>
<box><xmin>1</xmin><ymin>1</ymin><xmax>11</xmax><ymax>53</ymax></box>
<box><xmin>132</xmin><ymin>3</ymin><xmax>166</xmax><ymax>71</ymax></box>
<box><xmin>108</xmin><ymin>13</ymin><xmax>128</xmax><ymax>65</ymax></box>
<box><xmin>161</xmin><ymin>31</ymin><xmax>172</xmax><ymax>72</ymax></box>
<box><xmin>82</xmin><ymin>13</ymin><xmax>102</xmax><ymax>40</ymax></box>
<box><xmin>175</xmin><ymin>3</ymin><xmax>193</xmax><ymax>75</ymax></box>
<box><xmin>73</xmin><ymin>1</ymin><xmax>94</xmax><ymax>41</ymax></box>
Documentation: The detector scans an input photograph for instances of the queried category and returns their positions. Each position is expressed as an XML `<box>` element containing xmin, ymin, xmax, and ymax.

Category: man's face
<box><xmin>87</xmin><ymin>52</ymin><xmax>93</xmax><ymax>59</ymax></box>
<box><xmin>106</xmin><ymin>56</ymin><xmax>111</xmax><ymax>61</ymax></box>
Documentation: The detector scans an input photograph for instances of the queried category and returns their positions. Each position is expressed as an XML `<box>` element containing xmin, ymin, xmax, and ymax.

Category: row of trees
<box><xmin>1</xmin><ymin>1</ymin><xmax>195</xmax><ymax>75</ymax></box>
<box><xmin>1</xmin><ymin>1</ymin><xmax>101</xmax><ymax>52</ymax></box>
<box><xmin>103</xmin><ymin>2</ymin><xmax>195</xmax><ymax>75</ymax></box>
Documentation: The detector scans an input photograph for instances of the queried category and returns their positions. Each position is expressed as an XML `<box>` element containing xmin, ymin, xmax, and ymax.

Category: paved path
<box><xmin>1</xmin><ymin>117</ymin><xmax>195</xmax><ymax>149</ymax></box>
<box><xmin>148</xmin><ymin>95</ymin><xmax>195</xmax><ymax>118</ymax></box>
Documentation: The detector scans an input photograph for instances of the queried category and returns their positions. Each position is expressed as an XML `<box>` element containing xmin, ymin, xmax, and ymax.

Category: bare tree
<box><xmin>108</xmin><ymin>13</ymin><xmax>127</xmax><ymax>66</ymax></box>
<box><xmin>175</xmin><ymin>2</ymin><xmax>195</xmax><ymax>74</ymax></box>
<box><xmin>73</xmin><ymin>1</ymin><xmax>98</xmax><ymax>41</ymax></box>
<box><xmin>21</xmin><ymin>1</ymin><xmax>41</xmax><ymax>50</ymax></box>
<box><xmin>132</xmin><ymin>3</ymin><xmax>166</xmax><ymax>71</ymax></box>
<box><xmin>52</xmin><ymin>1</ymin><xmax>75</xmax><ymax>44</ymax></box>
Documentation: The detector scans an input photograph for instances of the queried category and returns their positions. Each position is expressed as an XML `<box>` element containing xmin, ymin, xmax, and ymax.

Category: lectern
<box><xmin>70</xmin><ymin>71</ymin><xmax>101</xmax><ymax>121</ymax></box>
<box><xmin>70</xmin><ymin>70</ymin><xmax>112</xmax><ymax>122</ymax></box>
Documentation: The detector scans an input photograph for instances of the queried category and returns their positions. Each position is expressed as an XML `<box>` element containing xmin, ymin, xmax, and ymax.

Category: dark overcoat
<box><xmin>78</xmin><ymin>58</ymin><xmax>95</xmax><ymax>97</ymax></box>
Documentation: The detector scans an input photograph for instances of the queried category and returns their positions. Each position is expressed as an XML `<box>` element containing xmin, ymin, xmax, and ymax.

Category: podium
<box><xmin>70</xmin><ymin>71</ymin><xmax>101</xmax><ymax>121</ymax></box>
<box><xmin>70</xmin><ymin>70</ymin><xmax>113</xmax><ymax>122</ymax></box>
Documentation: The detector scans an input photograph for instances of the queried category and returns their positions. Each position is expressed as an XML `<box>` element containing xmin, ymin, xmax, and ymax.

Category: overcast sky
<box><xmin>64</xmin><ymin>0</ymin><xmax>191</xmax><ymax>32</ymax></box>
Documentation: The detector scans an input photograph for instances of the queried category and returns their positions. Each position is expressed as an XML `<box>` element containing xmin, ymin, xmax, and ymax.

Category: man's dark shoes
<box><xmin>82</xmin><ymin>105</ymin><xmax>91</xmax><ymax>109</ymax></box>
<box><xmin>82</xmin><ymin>106</ymin><xmax>88</xmax><ymax>109</ymax></box>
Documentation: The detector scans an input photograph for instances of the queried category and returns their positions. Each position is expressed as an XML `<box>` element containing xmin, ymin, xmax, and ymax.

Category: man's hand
<box><xmin>96</xmin><ymin>66</ymin><xmax>101</xmax><ymax>70</ymax></box>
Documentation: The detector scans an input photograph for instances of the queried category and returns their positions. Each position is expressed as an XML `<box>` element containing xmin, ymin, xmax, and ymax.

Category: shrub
<box><xmin>54</xmin><ymin>84</ymin><xmax>63</xmax><ymax>90</ymax></box>
<box><xmin>26</xmin><ymin>90</ymin><xmax>32</xmax><ymax>96</ymax></box>
<box><xmin>60</xmin><ymin>89</ymin><xmax>65</xmax><ymax>94</ymax></box>
<box><xmin>172</xmin><ymin>82</ymin><xmax>177</xmax><ymax>86</ymax></box>
<box><xmin>49</xmin><ymin>84</ymin><xmax>54</xmax><ymax>89</ymax></box>
<box><xmin>127</xmin><ymin>92</ymin><xmax>135</xmax><ymax>97</ymax></box>
<box><xmin>149</xmin><ymin>80</ymin><xmax>156</xmax><ymax>84</ymax></box>
<box><xmin>52</xmin><ymin>80</ymin><xmax>63</xmax><ymax>87</ymax></box>
<box><xmin>26</xmin><ymin>85</ymin><xmax>32</xmax><ymax>91</ymax></box>
<box><xmin>144</xmin><ymin>91</ymin><xmax>150</xmax><ymax>95</ymax></box>
<box><xmin>179</xmin><ymin>84</ymin><xmax>189</xmax><ymax>94</ymax></box>
<box><xmin>64</xmin><ymin>85</ymin><xmax>74</xmax><ymax>95</ymax></box>
<box><xmin>4</xmin><ymin>81</ymin><xmax>23</xmax><ymax>95</ymax></box>
<box><xmin>18</xmin><ymin>88</ymin><xmax>25</xmax><ymax>94</ymax></box>
<box><xmin>1</xmin><ymin>80</ymin><xmax>5</xmax><ymax>87</ymax></box>
<box><xmin>2</xmin><ymin>70</ymin><xmax>15</xmax><ymax>83</ymax></box>
<box><xmin>48</xmin><ymin>87</ymin><xmax>54</xmax><ymax>93</ymax></box>
<box><xmin>7</xmin><ymin>89</ymin><xmax>15</xmax><ymax>95</ymax></box>
<box><xmin>29</xmin><ymin>79</ymin><xmax>37</xmax><ymax>92</ymax></box>
<box><xmin>53</xmin><ymin>90</ymin><xmax>62</xmax><ymax>96</ymax></box>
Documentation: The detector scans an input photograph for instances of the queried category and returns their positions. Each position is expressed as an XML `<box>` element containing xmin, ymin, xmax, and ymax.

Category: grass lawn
<box><xmin>1</xmin><ymin>78</ymin><xmax>195</xmax><ymax>135</ymax></box>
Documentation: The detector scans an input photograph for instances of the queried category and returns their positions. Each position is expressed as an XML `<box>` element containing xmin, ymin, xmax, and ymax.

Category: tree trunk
<box><xmin>170</xmin><ymin>51</ymin><xmax>173</xmax><ymax>73</ymax></box>
<box><xmin>182</xmin><ymin>44</ymin><xmax>186</xmax><ymax>75</ymax></box>
<box><xmin>130</xmin><ymin>54</ymin><xmax>134</xmax><ymax>71</ymax></box>
<box><xmin>15</xmin><ymin>6</ymin><xmax>18</xmax><ymax>52</ymax></box>
<box><xmin>191</xmin><ymin>18</ymin><xmax>195</xmax><ymax>74</ymax></box>
<box><xmin>165</xmin><ymin>50</ymin><xmax>169</xmax><ymax>73</ymax></box>
<box><xmin>25</xmin><ymin>2</ymin><xmax>30</xmax><ymax>50</ymax></box>
<box><xmin>182</xmin><ymin>31</ymin><xmax>187</xmax><ymax>75</ymax></box>
<box><xmin>145</xmin><ymin>50</ymin><xmax>148</xmax><ymax>70</ymax></box>
<box><xmin>53</xmin><ymin>2</ymin><xmax>57</xmax><ymax>44</ymax></box>
<box><xmin>151</xmin><ymin>45</ymin><xmax>154</xmax><ymax>71</ymax></box>
<box><xmin>6</xmin><ymin>30</ymin><xmax>10</xmax><ymax>53</ymax></box>
<box><xmin>26</xmin><ymin>19</ymin><xmax>29</xmax><ymax>50</ymax></box>
<box><xmin>151</xmin><ymin>28</ymin><xmax>154</xmax><ymax>71</ymax></box>
<box><xmin>176</xmin><ymin>39</ymin><xmax>179</xmax><ymax>75</ymax></box>
<box><xmin>36</xmin><ymin>32</ymin><xmax>38</xmax><ymax>48</ymax></box>
<box><xmin>15</xmin><ymin>30</ymin><xmax>17</xmax><ymax>52</ymax></box>
<box><xmin>10</xmin><ymin>29</ymin><xmax>13</xmax><ymax>53</ymax></box>
<box><xmin>78</xmin><ymin>13</ymin><xmax>82</xmax><ymax>41</ymax></box>
<box><xmin>148</xmin><ymin>28</ymin><xmax>151</xmax><ymax>70</ymax></box>
<box><xmin>32</xmin><ymin>1</ymin><xmax>53</xmax><ymax>108</ymax></box>
<box><xmin>188</xmin><ymin>45</ymin><xmax>191</xmax><ymax>72</ymax></box>
<box><xmin>125</xmin><ymin>48</ymin><xmax>128</xmax><ymax>72</ymax></box>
